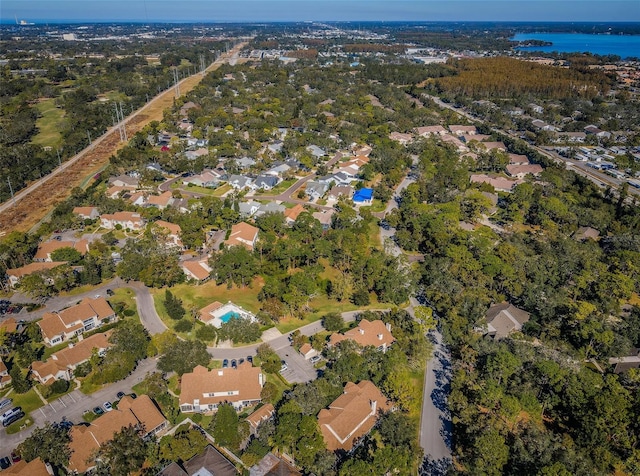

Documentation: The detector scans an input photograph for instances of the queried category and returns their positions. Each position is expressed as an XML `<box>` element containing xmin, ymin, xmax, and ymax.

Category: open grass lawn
<box><xmin>408</xmin><ymin>369</ymin><xmax>426</xmax><ymax>419</ymax></box>
<box><xmin>5</xmin><ymin>414</ymin><xmax>34</xmax><ymax>434</ymax></box>
<box><xmin>110</xmin><ymin>287</ymin><xmax>139</xmax><ymax>319</ymax></box>
<box><xmin>255</xmin><ymin>179</ymin><xmax>296</xmax><ymax>195</ymax></box>
<box><xmin>10</xmin><ymin>388</ymin><xmax>44</xmax><ymax>414</ymax></box>
<box><xmin>265</xmin><ymin>372</ymin><xmax>291</xmax><ymax>401</ymax></box>
<box><xmin>360</xmin><ymin>199</ymin><xmax>387</xmax><ymax>213</ymax></box>
<box><xmin>31</xmin><ymin>98</ymin><xmax>65</xmax><ymax>147</ymax></box>
<box><xmin>153</xmin><ymin>279</ymin><xmax>263</xmax><ymax>315</ymax></box>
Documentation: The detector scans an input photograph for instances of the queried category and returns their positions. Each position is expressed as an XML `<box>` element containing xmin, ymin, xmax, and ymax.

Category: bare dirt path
<box><xmin>0</xmin><ymin>42</ymin><xmax>248</xmax><ymax>235</ymax></box>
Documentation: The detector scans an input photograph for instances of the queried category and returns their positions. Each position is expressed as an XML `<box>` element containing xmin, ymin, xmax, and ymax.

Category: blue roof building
<box><xmin>353</xmin><ymin>188</ymin><xmax>373</xmax><ymax>204</ymax></box>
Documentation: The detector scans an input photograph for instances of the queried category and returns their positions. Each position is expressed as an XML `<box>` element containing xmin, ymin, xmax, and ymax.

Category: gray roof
<box><xmin>305</xmin><ymin>181</ymin><xmax>329</xmax><ymax>197</ymax></box>
<box><xmin>255</xmin><ymin>175</ymin><xmax>279</xmax><ymax>188</ymax></box>
<box><xmin>307</xmin><ymin>145</ymin><xmax>326</xmax><ymax>157</ymax></box>
<box><xmin>257</xmin><ymin>202</ymin><xmax>285</xmax><ymax>215</ymax></box>
<box><xmin>485</xmin><ymin>303</ymin><xmax>530</xmax><ymax>339</ymax></box>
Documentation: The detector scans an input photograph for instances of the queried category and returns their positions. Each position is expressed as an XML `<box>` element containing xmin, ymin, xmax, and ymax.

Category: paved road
<box><xmin>419</xmin><ymin>323</ymin><xmax>452</xmax><ymax>470</ymax></box>
<box><xmin>0</xmin><ymin>357</ymin><xmax>159</xmax><ymax>453</ymax></box>
<box><xmin>127</xmin><ymin>282</ymin><xmax>168</xmax><ymax>335</ymax></box>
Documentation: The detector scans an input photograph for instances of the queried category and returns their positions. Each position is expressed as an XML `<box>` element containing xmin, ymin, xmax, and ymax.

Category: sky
<box><xmin>1</xmin><ymin>0</ymin><xmax>639</xmax><ymax>23</ymax></box>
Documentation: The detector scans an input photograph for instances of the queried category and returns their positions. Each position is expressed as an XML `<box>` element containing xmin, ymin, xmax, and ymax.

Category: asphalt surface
<box><xmin>0</xmin><ymin>357</ymin><xmax>159</xmax><ymax>454</ymax></box>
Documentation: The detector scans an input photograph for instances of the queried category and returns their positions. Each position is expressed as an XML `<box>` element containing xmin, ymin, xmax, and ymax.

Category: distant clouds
<box><xmin>2</xmin><ymin>1</ymin><xmax>638</xmax><ymax>23</ymax></box>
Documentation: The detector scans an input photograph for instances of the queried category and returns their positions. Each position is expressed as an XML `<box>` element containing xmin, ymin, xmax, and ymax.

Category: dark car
<box><xmin>247</xmin><ymin>355</ymin><xmax>253</xmax><ymax>364</ymax></box>
<box><xmin>231</xmin><ymin>359</ymin><xmax>237</xmax><ymax>369</ymax></box>
<box><xmin>93</xmin><ymin>406</ymin><xmax>104</xmax><ymax>415</ymax></box>
<box><xmin>0</xmin><ymin>456</ymin><xmax>11</xmax><ymax>469</ymax></box>
<box><xmin>116</xmin><ymin>391</ymin><xmax>125</xmax><ymax>400</ymax></box>
<box><xmin>222</xmin><ymin>359</ymin><xmax>229</xmax><ymax>368</ymax></box>
<box><xmin>129</xmin><ymin>393</ymin><xmax>137</xmax><ymax>399</ymax></box>
<box><xmin>238</xmin><ymin>358</ymin><xmax>244</xmax><ymax>365</ymax></box>
<box><xmin>10</xmin><ymin>451</ymin><xmax>21</xmax><ymax>463</ymax></box>
<box><xmin>106</xmin><ymin>289</ymin><xmax>115</xmax><ymax>296</ymax></box>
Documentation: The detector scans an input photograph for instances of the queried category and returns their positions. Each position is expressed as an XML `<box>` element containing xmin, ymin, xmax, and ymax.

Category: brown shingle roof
<box><xmin>246</xmin><ymin>403</ymin><xmax>275</xmax><ymax>430</ymax></box>
<box><xmin>318</xmin><ymin>381</ymin><xmax>391</xmax><ymax>451</ymax></box>
<box><xmin>179</xmin><ymin>363</ymin><xmax>263</xmax><ymax>409</ymax></box>
<box><xmin>225</xmin><ymin>222</ymin><xmax>259</xmax><ymax>250</ymax></box>
<box><xmin>34</xmin><ymin>240</ymin><xmax>89</xmax><ymax>261</ymax></box>
<box><xmin>182</xmin><ymin>260</ymin><xmax>212</xmax><ymax>281</ymax></box>
<box><xmin>199</xmin><ymin>301</ymin><xmax>223</xmax><ymax>322</ymax></box>
<box><xmin>68</xmin><ymin>395</ymin><xmax>165</xmax><ymax>473</ymax></box>
<box><xmin>284</xmin><ymin>204</ymin><xmax>305</xmax><ymax>222</ymax></box>
<box><xmin>31</xmin><ymin>331</ymin><xmax>113</xmax><ymax>383</ymax></box>
<box><xmin>4</xmin><ymin>457</ymin><xmax>50</xmax><ymax>476</ymax></box>
<box><xmin>37</xmin><ymin>297</ymin><xmax>114</xmax><ymax>342</ymax></box>
<box><xmin>6</xmin><ymin>261</ymin><xmax>67</xmax><ymax>279</ymax></box>
<box><xmin>329</xmin><ymin>319</ymin><xmax>395</xmax><ymax>350</ymax></box>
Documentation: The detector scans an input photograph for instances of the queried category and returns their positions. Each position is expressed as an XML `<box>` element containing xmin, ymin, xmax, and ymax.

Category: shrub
<box><xmin>174</xmin><ymin>319</ymin><xmax>194</xmax><ymax>332</ymax></box>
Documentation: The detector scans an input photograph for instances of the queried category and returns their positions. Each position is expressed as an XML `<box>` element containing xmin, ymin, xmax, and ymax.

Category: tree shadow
<box><xmin>420</xmin><ymin>456</ymin><xmax>453</xmax><ymax>476</ymax></box>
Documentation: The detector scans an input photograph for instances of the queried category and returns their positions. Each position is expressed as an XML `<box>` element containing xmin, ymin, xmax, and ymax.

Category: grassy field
<box><xmin>152</xmin><ymin>279</ymin><xmax>263</xmax><ymax>314</ymax></box>
<box><xmin>31</xmin><ymin>99</ymin><xmax>65</xmax><ymax>147</ymax></box>
<box><xmin>176</xmin><ymin>183</ymin><xmax>232</xmax><ymax>197</ymax></box>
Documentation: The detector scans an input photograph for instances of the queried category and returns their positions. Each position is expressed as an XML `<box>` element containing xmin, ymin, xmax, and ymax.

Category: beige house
<box><xmin>329</xmin><ymin>319</ymin><xmax>395</xmax><ymax>353</ymax></box>
<box><xmin>415</xmin><ymin>125</ymin><xmax>447</xmax><ymax>137</ymax></box>
<box><xmin>30</xmin><ymin>331</ymin><xmax>112</xmax><ymax>384</ymax></box>
<box><xmin>34</xmin><ymin>239</ymin><xmax>89</xmax><ymax>262</ymax></box>
<box><xmin>37</xmin><ymin>297</ymin><xmax>116</xmax><ymax>346</ymax></box>
<box><xmin>224</xmin><ymin>222</ymin><xmax>259</xmax><ymax>251</ymax></box>
<box><xmin>179</xmin><ymin>363</ymin><xmax>264</xmax><ymax>413</ymax></box>
<box><xmin>153</xmin><ymin>220</ymin><xmax>184</xmax><ymax>248</ymax></box>
<box><xmin>67</xmin><ymin>395</ymin><xmax>167</xmax><ymax>474</ymax></box>
<box><xmin>182</xmin><ymin>259</ymin><xmax>212</xmax><ymax>282</ymax></box>
<box><xmin>72</xmin><ymin>206</ymin><xmax>99</xmax><ymax>220</ymax></box>
<box><xmin>100</xmin><ymin>211</ymin><xmax>145</xmax><ymax>230</ymax></box>
<box><xmin>318</xmin><ymin>381</ymin><xmax>391</xmax><ymax>451</ymax></box>
<box><xmin>5</xmin><ymin>261</ymin><xmax>67</xmax><ymax>288</ymax></box>
<box><xmin>246</xmin><ymin>403</ymin><xmax>275</xmax><ymax>433</ymax></box>
<box><xmin>0</xmin><ymin>359</ymin><xmax>11</xmax><ymax>388</ymax></box>
<box><xmin>506</xmin><ymin>164</ymin><xmax>544</xmax><ymax>179</ymax></box>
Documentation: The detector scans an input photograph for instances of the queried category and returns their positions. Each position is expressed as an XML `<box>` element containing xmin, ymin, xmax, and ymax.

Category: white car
<box><xmin>103</xmin><ymin>402</ymin><xmax>113</xmax><ymax>412</ymax></box>
<box><xmin>310</xmin><ymin>355</ymin><xmax>321</xmax><ymax>364</ymax></box>
<box><xmin>279</xmin><ymin>362</ymin><xmax>288</xmax><ymax>373</ymax></box>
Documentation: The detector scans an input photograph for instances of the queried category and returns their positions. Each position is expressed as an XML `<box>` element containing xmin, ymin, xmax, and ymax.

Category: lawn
<box><xmin>151</xmin><ymin>279</ymin><xmax>263</xmax><ymax>315</ymax></box>
<box><xmin>254</xmin><ymin>179</ymin><xmax>296</xmax><ymax>195</ymax></box>
<box><xmin>31</xmin><ymin>98</ymin><xmax>65</xmax><ymax>147</ymax></box>
<box><xmin>177</xmin><ymin>183</ymin><xmax>232</xmax><ymax>197</ymax></box>
<box><xmin>9</xmin><ymin>388</ymin><xmax>44</xmax><ymax>414</ymax></box>
<box><xmin>265</xmin><ymin>372</ymin><xmax>291</xmax><ymax>402</ymax></box>
<box><xmin>109</xmin><ymin>287</ymin><xmax>139</xmax><ymax>320</ymax></box>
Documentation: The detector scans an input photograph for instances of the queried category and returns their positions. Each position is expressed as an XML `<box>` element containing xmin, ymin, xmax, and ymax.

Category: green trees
<box><xmin>89</xmin><ymin>320</ymin><xmax>149</xmax><ymax>384</ymax></box>
<box><xmin>164</xmin><ymin>290</ymin><xmax>185</xmax><ymax>320</ymax></box>
<box><xmin>17</xmin><ymin>423</ymin><xmax>71</xmax><ymax>469</ymax></box>
<box><xmin>209</xmin><ymin>403</ymin><xmax>248</xmax><ymax>450</ymax></box>
<box><xmin>93</xmin><ymin>425</ymin><xmax>149</xmax><ymax>476</ymax></box>
<box><xmin>218</xmin><ymin>317</ymin><xmax>261</xmax><ymax>343</ymax></box>
<box><xmin>322</xmin><ymin>312</ymin><xmax>344</xmax><ymax>332</ymax></box>
<box><xmin>9</xmin><ymin>364</ymin><xmax>31</xmax><ymax>394</ymax></box>
<box><xmin>158</xmin><ymin>339</ymin><xmax>210</xmax><ymax>376</ymax></box>
<box><xmin>209</xmin><ymin>245</ymin><xmax>258</xmax><ymax>288</ymax></box>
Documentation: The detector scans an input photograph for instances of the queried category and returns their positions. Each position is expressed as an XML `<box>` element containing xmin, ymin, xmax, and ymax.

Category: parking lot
<box><xmin>36</xmin><ymin>392</ymin><xmax>80</xmax><ymax>422</ymax></box>
<box><xmin>274</xmin><ymin>345</ymin><xmax>318</xmax><ymax>383</ymax></box>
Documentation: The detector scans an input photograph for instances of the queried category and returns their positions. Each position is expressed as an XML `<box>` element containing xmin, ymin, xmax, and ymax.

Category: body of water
<box><xmin>512</xmin><ymin>32</ymin><xmax>640</xmax><ymax>59</ymax></box>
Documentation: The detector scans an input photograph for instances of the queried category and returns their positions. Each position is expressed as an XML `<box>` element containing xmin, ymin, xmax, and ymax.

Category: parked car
<box><xmin>279</xmin><ymin>361</ymin><xmax>288</xmax><ymax>373</ymax></box>
<box><xmin>0</xmin><ymin>456</ymin><xmax>11</xmax><ymax>469</ymax></box>
<box><xmin>103</xmin><ymin>402</ymin><xmax>113</xmax><ymax>412</ymax></box>
<box><xmin>310</xmin><ymin>355</ymin><xmax>321</xmax><ymax>364</ymax></box>
<box><xmin>106</xmin><ymin>289</ymin><xmax>114</xmax><ymax>296</ymax></box>
<box><xmin>116</xmin><ymin>391</ymin><xmax>125</xmax><ymax>400</ymax></box>
<box><xmin>93</xmin><ymin>407</ymin><xmax>104</xmax><ymax>415</ymax></box>
<box><xmin>10</xmin><ymin>451</ymin><xmax>21</xmax><ymax>463</ymax></box>
<box><xmin>247</xmin><ymin>355</ymin><xmax>253</xmax><ymax>364</ymax></box>
<box><xmin>129</xmin><ymin>393</ymin><xmax>137</xmax><ymax>399</ymax></box>
<box><xmin>231</xmin><ymin>359</ymin><xmax>237</xmax><ymax>369</ymax></box>
<box><xmin>222</xmin><ymin>359</ymin><xmax>229</xmax><ymax>368</ymax></box>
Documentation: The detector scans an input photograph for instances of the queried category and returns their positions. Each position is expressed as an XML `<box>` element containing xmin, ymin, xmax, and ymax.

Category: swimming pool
<box><xmin>219</xmin><ymin>311</ymin><xmax>240</xmax><ymax>323</ymax></box>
